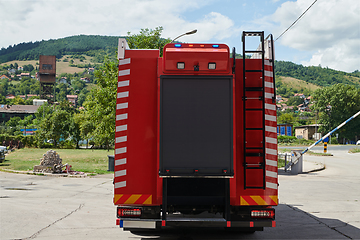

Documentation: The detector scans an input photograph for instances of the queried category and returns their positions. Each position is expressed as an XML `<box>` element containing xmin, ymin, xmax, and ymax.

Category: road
<box><xmin>1</xmin><ymin>146</ymin><xmax>359</xmax><ymax>239</ymax></box>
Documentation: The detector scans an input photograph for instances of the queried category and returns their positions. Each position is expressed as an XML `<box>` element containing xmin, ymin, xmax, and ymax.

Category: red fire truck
<box><xmin>114</xmin><ymin>31</ymin><xmax>278</xmax><ymax>232</ymax></box>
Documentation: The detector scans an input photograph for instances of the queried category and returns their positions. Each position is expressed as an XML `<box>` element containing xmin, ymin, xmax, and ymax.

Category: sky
<box><xmin>0</xmin><ymin>0</ymin><xmax>359</xmax><ymax>72</ymax></box>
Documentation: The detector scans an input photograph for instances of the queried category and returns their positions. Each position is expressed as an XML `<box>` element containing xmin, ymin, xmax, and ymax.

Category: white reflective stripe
<box><xmin>264</xmin><ymin>82</ymin><xmax>273</xmax><ymax>88</ymax></box>
<box><xmin>116</xmin><ymin>124</ymin><xmax>127</xmax><ymax>132</ymax></box>
<box><xmin>266</xmin><ymin>159</ymin><xmax>277</xmax><ymax>167</ymax></box>
<box><xmin>265</xmin><ymin>103</ymin><xmax>276</xmax><ymax>110</ymax></box>
<box><xmin>266</xmin><ymin>137</ymin><xmax>277</xmax><ymax>144</ymax></box>
<box><xmin>117</xmin><ymin>102</ymin><xmax>128</xmax><ymax>110</ymax></box>
<box><xmin>119</xmin><ymin>58</ymin><xmax>130</xmax><ymax>65</ymax></box>
<box><xmin>265</xmin><ymin>92</ymin><xmax>273</xmax><ymax>99</ymax></box>
<box><xmin>115</xmin><ymin>158</ymin><xmax>126</xmax><ymax>166</ymax></box>
<box><xmin>118</xmin><ymin>80</ymin><xmax>130</xmax><ymax>88</ymax></box>
<box><xmin>265</xmin><ymin>114</ymin><xmax>276</xmax><ymax>122</ymax></box>
<box><xmin>265</xmin><ymin>60</ymin><xmax>271</xmax><ymax>66</ymax></box>
<box><xmin>266</xmin><ymin>148</ymin><xmax>277</xmax><ymax>156</ymax></box>
<box><xmin>117</xmin><ymin>91</ymin><xmax>129</xmax><ymax>98</ymax></box>
<box><xmin>266</xmin><ymin>182</ymin><xmax>278</xmax><ymax>190</ymax></box>
<box><xmin>116</xmin><ymin>113</ymin><xmax>128</xmax><ymax>121</ymax></box>
<box><xmin>265</xmin><ymin>70</ymin><xmax>273</xmax><ymax>77</ymax></box>
<box><xmin>265</xmin><ymin>126</ymin><xmax>277</xmax><ymax>133</ymax></box>
<box><xmin>119</xmin><ymin>69</ymin><xmax>130</xmax><ymax>76</ymax></box>
<box><xmin>266</xmin><ymin>170</ymin><xmax>277</xmax><ymax>178</ymax></box>
<box><xmin>115</xmin><ymin>181</ymin><xmax>126</xmax><ymax>189</ymax></box>
<box><xmin>115</xmin><ymin>147</ymin><xmax>127</xmax><ymax>154</ymax></box>
<box><xmin>115</xmin><ymin>170</ymin><xmax>126</xmax><ymax>177</ymax></box>
<box><xmin>116</xmin><ymin>136</ymin><xmax>127</xmax><ymax>143</ymax></box>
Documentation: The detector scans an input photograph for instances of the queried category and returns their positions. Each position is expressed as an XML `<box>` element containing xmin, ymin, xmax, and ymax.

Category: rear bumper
<box><xmin>116</xmin><ymin>218</ymin><xmax>276</xmax><ymax>229</ymax></box>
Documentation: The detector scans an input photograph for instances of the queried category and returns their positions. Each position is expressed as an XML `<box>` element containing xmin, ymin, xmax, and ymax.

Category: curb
<box><xmin>0</xmin><ymin>169</ymin><xmax>88</xmax><ymax>178</ymax></box>
<box><xmin>278</xmin><ymin>161</ymin><xmax>325</xmax><ymax>175</ymax></box>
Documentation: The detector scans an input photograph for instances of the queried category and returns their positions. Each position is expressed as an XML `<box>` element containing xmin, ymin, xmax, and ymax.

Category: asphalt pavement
<box><xmin>1</xmin><ymin>147</ymin><xmax>359</xmax><ymax>239</ymax></box>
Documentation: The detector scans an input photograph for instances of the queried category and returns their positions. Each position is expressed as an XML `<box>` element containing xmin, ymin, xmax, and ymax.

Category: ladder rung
<box><xmin>245</xmin><ymin>50</ymin><xmax>263</xmax><ymax>54</ymax></box>
<box><xmin>245</xmin><ymin>128</ymin><xmax>264</xmax><ymax>130</ymax></box>
<box><xmin>245</xmin><ymin>152</ymin><xmax>264</xmax><ymax>157</ymax></box>
<box><xmin>245</xmin><ymin>166</ymin><xmax>263</xmax><ymax>170</ymax></box>
<box><xmin>245</xmin><ymin>87</ymin><xmax>263</xmax><ymax>91</ymax></box>
<box><xmin>243</xmin><ymin>97</ymin><xmax>263</xmax><ymax>100</ymax></box>
<box><xmin>243</xmin><ymin>32</ymin><xmax>263</xmax><ymax>37</ymax></box>
<box><xmin>245</xmin><ymin>108</ymin><xmax>264</xmax><ymax>111</ymax></box>
<box><xmin>245</xmin><ymin>69</ymin><xmax>263</xmax><ymax>73</ymax></box>
<box><xmin>245</xmin><ymin>186</ymin><xmax>265</xmax><ymax>189</ymax></box>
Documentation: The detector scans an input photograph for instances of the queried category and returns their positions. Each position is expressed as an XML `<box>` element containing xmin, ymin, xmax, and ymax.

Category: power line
<box><xmin>275</xmin><ymin>0</ymin><xmax>318</xmax><ymax>42</ymax></box>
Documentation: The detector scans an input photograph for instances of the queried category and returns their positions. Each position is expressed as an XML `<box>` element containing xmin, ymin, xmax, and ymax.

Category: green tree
<box><xmin>35</xmin><ymin>101</ymin><xmax>75</xmax><ymax>147</ymax></box>
<box><xmin>80</xmin><ymin>27</ymin><xmax>170</xmax><ymax>149</ymax></box>
<box><xmin>287</xmin><ymin>96</ymin><xmax>304</xmax><ymax>107</ymax></box>
<box><xmin>312</xmin><ymin>84</ymin><xmax>360</xmax><ymax>141</ymax></box>
<box><xmin>81</xmin><ymin>57</ymin><xmax>117</xmax><ymax>150</ymax></box>
<box><xmin>127</xmin><ymin>26</ymin><xmax>171</xmax><ymax>57</ymax></box>
<box><xmin>278</xmin><ymin>113</ymin><xmax>295</xmax><ymax>125</ymax></box>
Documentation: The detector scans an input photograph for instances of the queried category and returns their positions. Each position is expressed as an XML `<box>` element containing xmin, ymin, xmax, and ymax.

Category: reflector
<box><xmin>208</xmin><ymin>63</ymin><xmax>216</xmax><ymax>70</ymax></box>
<box><xmin>177</xmin><ymin>62</ymin><xmax>185</xmax><ymax>69</ymax></box>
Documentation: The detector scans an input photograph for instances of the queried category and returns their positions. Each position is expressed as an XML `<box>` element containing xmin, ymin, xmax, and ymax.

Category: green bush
<box><xmin>59</xmin><ymin>140</ymin><xmax>75</xmax><ymax>149</ymax></box>
<box><xmin>277</xmin><ymin>135</ymin><xmax>297</xmax><ymax>143</ymax></box>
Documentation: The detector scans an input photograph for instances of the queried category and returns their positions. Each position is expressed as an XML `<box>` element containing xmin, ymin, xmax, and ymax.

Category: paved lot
<box><xmin>1</xmin><ymin>148</ymin><xmax>359</xmax><ymax>239</ymax></box>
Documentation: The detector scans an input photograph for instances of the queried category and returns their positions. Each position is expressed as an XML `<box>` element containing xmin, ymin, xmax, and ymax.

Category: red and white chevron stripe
<box><xmin>114</xmin><ymin>58</ymin><xmax>131</xmax><ymax>190</ymax></box>
<box><xmin>264</xmin><ymin>60</ymin><xmax>278</xmax><ymax>190</ymax></box>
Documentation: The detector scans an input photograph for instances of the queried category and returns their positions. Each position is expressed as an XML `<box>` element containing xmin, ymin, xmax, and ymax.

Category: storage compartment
<box><xmin>159</xmin><ymin>75</ymin><xmax>233</xmax><ymax>176</ymax></box>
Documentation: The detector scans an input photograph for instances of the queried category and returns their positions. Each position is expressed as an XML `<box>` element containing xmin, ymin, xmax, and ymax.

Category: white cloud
<box><xmin>269</xmin><ymin>0</ymin><xmax>360</xmax><ymax>72</ymax></box>
<box><xmin>0</xmin><ymin>0</ymin><xmax>238</xmax><ymax>49</ymax></box>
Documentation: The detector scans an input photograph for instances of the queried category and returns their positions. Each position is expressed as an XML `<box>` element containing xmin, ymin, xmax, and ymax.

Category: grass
<box><xmin>278</xmin><ymin>158</ymin><xmax>285</xmax><ymax>168</ymax></box>
<box><xmin>278</xmin><ymin>76</ymin><xmax>321</xmax><ymax>92</ymax></box>
<box><xmin>0</xmin><ymin>148</ymin><xmax>113</xmax><ymax>174</ymax></box>
<box><xmin>279</xmin><ymin>147</ymin><xmax>332</xmax><ymax>156</ymax></box>
<box><xmin>1</xmin><ymin>55</ymin><xmax>97</xmax><ymax>75</ymax></box>
<box><xmin>307</xmin><ymin>150</ymin><xmax>333</xmax><ymax>156</ymax></box>
<box><xmin>349</xmin><ymin>147</ymin><xmax>360</xmax><ymax>153</ymax></box>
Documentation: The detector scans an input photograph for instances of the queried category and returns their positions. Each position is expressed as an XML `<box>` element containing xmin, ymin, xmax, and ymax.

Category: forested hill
<box><xmin>275</xmin><ymin>61</ymin><xmax>360</xmax><ymax>87</ymax></box>
<box><xmin>1</xmin><ymin>35</ymin><xmax>359</xmax><ymax>88</ymax></box>
<box><xmin>0</xmin><ymin>35</ymin><xmax>120</xmax><ymax>63</ymax></box>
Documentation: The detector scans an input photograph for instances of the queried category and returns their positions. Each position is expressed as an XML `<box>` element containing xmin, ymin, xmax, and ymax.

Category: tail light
<box><xmin>251</xmin><ymin>209</ymin><xmax>275</xmax><ymax>219</ymax></box>
<box><xmin>117</xmin><ymin>207</ymin><xmax>142</xmax><ymax>218</ymax></box>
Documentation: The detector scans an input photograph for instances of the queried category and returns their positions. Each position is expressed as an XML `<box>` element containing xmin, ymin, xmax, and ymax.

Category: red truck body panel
<box><xmin>114</xmin><ymin>38</ymin><xmax>277</xmax><ymax>230</ymax></box>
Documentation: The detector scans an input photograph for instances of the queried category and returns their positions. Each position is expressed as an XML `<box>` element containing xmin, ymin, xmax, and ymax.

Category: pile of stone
<box><xmin>33</xmin><ymin>150</ymin><xmax>64</xmax><ymax>173</ymax></box>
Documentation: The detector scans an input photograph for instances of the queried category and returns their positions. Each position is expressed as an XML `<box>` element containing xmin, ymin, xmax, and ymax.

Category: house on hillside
<box><xmin>59</xmin><ymin>77</ymin><xmax>68</xmax><ymax>84</ymax></box>
<box><xmin>19</xmin><ymin>94</ymin><xmax>38</xmax><ymax>100</ymax></box>
<box><xmin>298</xmin><ymin>103</ymin><xmax>310</xmax><ymax>112</ymax></box>
<box><xmin>66</xmin><ymin>95</ymin><xmax>78</xmax><ymax>107</ymax></box>
<box><xmin>17</xmin><ymin>73</ymin><xmax>30</xmax><ymax>79</ymax></box>
<box><xmin>294</xmin><ymin>93</ymin><xmax>305</xmax><ymax>98</ymax></box>
<box><xmin>18</xmin><ymin>66</ymin><xmax>23</xmax><ymax>71</ymax></box>
<box><xmin>81</xmin><ymin>77</ymin><xmax>90</xmax><ymax>83</ymax></box>
<box><xmin>5</xmin><ymin>94</ymin><xmax>15</xmax><ymax>99</ymax></box>
<box><xmin>0</xmin><ymin>75</ymin><xmax>10</xmax><ymax>81</ymax></box>
<box><xmin>0</xmin><ymin>105</ymin><xmax>40</xmax><ymax>122</ymax></box>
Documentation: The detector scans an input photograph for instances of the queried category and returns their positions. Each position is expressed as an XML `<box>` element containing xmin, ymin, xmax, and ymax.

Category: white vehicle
<box><xmin>356</xmin><ymin>140</ymin><xmax>360</xmax><ymax>145</ymax></box>
<box><xmin>0</xmin><ymin>146</ymin><xmax>8</xmax><ymax>154</ymax></box>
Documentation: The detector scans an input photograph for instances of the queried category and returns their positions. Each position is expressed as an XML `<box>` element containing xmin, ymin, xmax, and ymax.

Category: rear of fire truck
<box><xmin>114</xmin><ymin>31</ymin><xmax>278</xmax><ymax>231</ymax></box>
